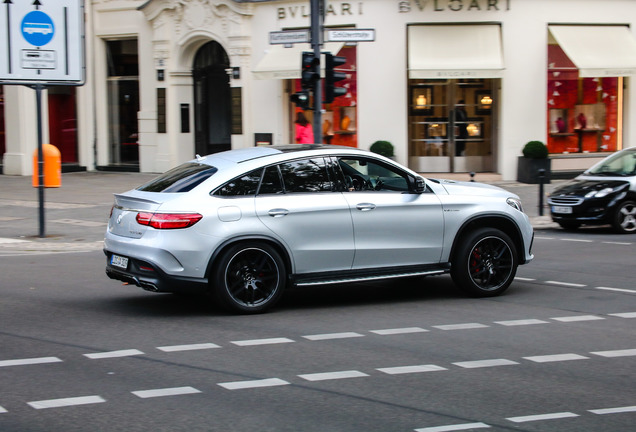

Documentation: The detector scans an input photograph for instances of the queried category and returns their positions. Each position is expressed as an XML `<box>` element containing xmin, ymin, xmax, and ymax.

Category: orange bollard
<box><xmin>32</xmin><ymin>144</ymin><xmax>62</xmax><ymax>188</ymax></box>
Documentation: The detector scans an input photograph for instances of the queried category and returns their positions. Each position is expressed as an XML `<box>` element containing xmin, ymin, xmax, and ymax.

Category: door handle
<box><xmin>268</xmin><ymin>208</ymin><xmax>289</xmax><ymax>217</ymax></box>
<box><xmin>356</xmin><ymin>203</ymin><xmax>376</xmax><ymax>211</ymax></box>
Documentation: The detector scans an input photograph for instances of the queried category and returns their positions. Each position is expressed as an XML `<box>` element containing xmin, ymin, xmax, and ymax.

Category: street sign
<box><xmin>0</xmin><ymin>0</ymin><xmax>85</xmax><ymax>85</ymax></box>
<box><xmin>269</xmin><ymin>30</ymin><xmax>311</xmax><ymax>45</ymax></box>
<box><xmin>326</xmin><ymin>29</ymin><xmax>375</xmax><ymax>43</ymax></box>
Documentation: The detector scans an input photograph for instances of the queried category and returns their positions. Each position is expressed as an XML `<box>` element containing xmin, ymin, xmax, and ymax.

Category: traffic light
<box><xmin>324</xmin><ymin>52</ymin><xmax>347</xmax><ymax>103</ymax></box>
<box><xmin>301</xmin><ymin>51</ymin><xmax>319</xmax><ymax>90</ymax></box>
<box><xmin>290</xmin><ymin>89</ymin><xmax>310</xmax><ymax>110</ymax></box>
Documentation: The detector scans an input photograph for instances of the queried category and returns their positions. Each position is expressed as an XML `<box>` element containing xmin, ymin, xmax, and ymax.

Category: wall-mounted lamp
<box><xmin>467</xmin><ymin>123</ymin><xmax>480</xmax><ymax>137</ymax></box>
<box><xmin>416</xmin><ymin>94</ymin><xmax>427</xmax><ymax>108</ymax></box>
<box><xmin>480</xmin><ymin>95</ymin><xmax>492</xmax><ymax>108</ymax></box>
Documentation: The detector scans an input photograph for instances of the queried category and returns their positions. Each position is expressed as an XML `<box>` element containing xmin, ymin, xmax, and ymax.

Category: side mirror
<box><xmin>413</xmin><ymin>176</ymin><xmax>426</xmax><ymax>194</ymax></box>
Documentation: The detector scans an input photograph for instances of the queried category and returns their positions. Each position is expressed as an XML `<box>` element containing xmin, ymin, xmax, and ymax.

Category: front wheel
<box><xmin>612</xmin><ymin>200</ymin><xmax>636</xmax><ymax>234</ymax></box>
<box><xmin>212</xmin><ymin>242</ymin><xmax>286</xmax><ymax>314</ymax></box>
<box><xmin>451</xmin><ymin>228</ymin><xmax>518</xmax><ymax>297</ymax></box>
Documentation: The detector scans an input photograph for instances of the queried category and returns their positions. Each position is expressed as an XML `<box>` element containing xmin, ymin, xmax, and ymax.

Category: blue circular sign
<box><xmin>21</xmin><ymin>11</ymin><xmax>55</xmax><ymax>47</ymax></box>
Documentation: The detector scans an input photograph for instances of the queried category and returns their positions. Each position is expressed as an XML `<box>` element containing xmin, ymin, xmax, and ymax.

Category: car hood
<box><xmin>433</xmin><ymin>179</ymin><xmax>513</xmax><ymax>198</ymax></box>
<box><xmin>551</xmin><ymin>179</ymin><xmax>630</xmax><ymax>197</ymax></box>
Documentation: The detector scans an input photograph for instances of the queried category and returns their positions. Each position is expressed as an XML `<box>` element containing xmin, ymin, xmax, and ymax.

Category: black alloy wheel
<box><xmin>612</xmin><ymin>200</ymin><xmax>636</xmax><ymax>233</ymax></box>
<box><xmin>213</xmin><ymin>242</ymin><xmax>286</xmax><ymax>313</ymax></box>
<box><xmin>451</xmin><ymin>228</ymin><xmax>518</xmax><ymax>297</ymax></box>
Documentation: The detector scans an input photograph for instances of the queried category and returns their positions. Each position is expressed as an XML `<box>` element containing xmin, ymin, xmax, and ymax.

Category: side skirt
<box><xmin>292</xmin><ymin>264</ymin><xmax>450</xmax><ymax>287</ymax></box>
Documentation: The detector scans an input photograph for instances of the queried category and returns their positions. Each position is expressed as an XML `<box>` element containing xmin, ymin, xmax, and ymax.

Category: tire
<box><xmin>213</xmin><ymin>242</ymin><xmax>286</xmax><ymax>314</ymax></box>
<box><xmin>558</xmin><ymin>221</ymin><xmax>580</xmax><ymax>231</ymax></box>
<box><xmin>612</xmin><ymin>200</ymin><xmax>636</xmax><ymax>234</ymax></box>
<box><xmin>451</xmin><ymin>228</ymin><xmax>518</xmax><ymax>297</ymax></box>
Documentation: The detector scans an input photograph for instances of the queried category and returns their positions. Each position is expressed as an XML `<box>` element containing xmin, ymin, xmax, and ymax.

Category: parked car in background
<box><xmin>104</xmin><ymin>145</ymin><xmax>534</xmax><ymax>313</ymax></box>
<box><xmin>548</xmin><ymin>146</ymin><xmax>636</xmax><ymax>233</ymax></box>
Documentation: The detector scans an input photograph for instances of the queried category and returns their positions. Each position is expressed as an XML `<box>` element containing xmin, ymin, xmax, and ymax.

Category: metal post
<box><xmin>538</xmin><ymin>168</ymin><xmax>545</xmax><ymax>217</ymax></box>
<box><xmin>34</xmin><ymin>84</ymin><xmax>46</xmax><ymax>238</ymax></box>
<box><xmin>310</xmin><ymin>0</ymin><xmax>323</xmax><ymax>143</ymax></box>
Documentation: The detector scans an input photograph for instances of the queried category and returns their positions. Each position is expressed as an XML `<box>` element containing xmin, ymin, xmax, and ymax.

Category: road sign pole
<box><xmin>310</xmin><ymin>0</ymin><xmax>322</xmax><ymax>143</ymax></box>
<box><xmin>34</xmin><ymin>83</ymin><xmax>46</xmax><ymax>238</ymax></box>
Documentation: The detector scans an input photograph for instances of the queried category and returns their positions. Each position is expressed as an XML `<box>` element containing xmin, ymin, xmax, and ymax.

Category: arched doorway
<box><xmin>193</xmin><ymin>41</ymin><xmax>231</xmax><ymax>156</ymax></box>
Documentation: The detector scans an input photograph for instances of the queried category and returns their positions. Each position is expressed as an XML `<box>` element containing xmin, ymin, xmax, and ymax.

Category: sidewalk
<box><xmin>0</xmin><ymin>171</ymin><xmax>559</xmax><ymax>253</ymax></box>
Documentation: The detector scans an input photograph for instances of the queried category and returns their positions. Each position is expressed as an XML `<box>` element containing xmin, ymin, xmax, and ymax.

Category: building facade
<box><xmin>2</xmin><ymin>0</ymin><xmax>636</xmax><ymax>180</ymax></box>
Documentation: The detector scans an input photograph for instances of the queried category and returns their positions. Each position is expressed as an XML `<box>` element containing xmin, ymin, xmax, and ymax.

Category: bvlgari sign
<box><xmin>399</xmin><ymin>0</ymin><xmax>511</xmax><ymax>12</ymax></box>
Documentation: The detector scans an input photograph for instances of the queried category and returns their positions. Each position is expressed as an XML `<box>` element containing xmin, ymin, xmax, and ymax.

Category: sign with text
<box><xmin>326</xmin><ymin>29</ymin><xmax>375</xmax><ymax>42</ymax></box>
<box><xmin>0</xmin><ymin>0</ymin><xmax>85</xmax><ymax>85</ymax></box>
<box><xmin>269</xmin><ymin>30</ymin><xmax>311</xmax><ymax>45</ymax></box>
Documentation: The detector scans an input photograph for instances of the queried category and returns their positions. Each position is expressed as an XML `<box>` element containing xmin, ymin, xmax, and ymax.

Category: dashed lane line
<box><xmin>27</xmin><ymin>396</ymin><xmax>106</xmax><ymax>410</ymax></box>
<box><xmin>433</xmin><ymin>323</ymin><xmax>489</xmax><ymax>331</ymax></box>
<box><xmin>131</xmin><ymin>386</ymin><xmax>201</xmax><ymax>399</ymax></box>
<box><xmin>376</xmin><ymin>365</ymin><xmax>447</xmax><ymax>375</ymax></box>
<box><xmin>217</xmin><ymin>378</ymin><xmax>290</xmax><ymax>390</ymax></box>
<box><xmin>523</xmin><ymin>353</ymin><xmax>589</xmax><ymax>363</ymax></box>
<box><xmin>0</xmin><ymin>356</ymin><xmax>62</xmax><ymax>367</ymax></box>
<box><xmin>453</xmin><ymin>359</ymin><xmax>519</xmax><ymax>369</ymax></box>
<box><xmin>302</xmin><ymin>332</ymin><xmax>364</xmax><ymax>341</ymax></box>
<box><xmin>415</xmin><ymin>423</ymin><xmax>491</xmax><ymax>432</ymax></box>
<box><xmin>506</xmin><ymin>411</ymin><xmax>579</xmax><ymax>423</ymax></box>
<box><xmin>370</xmin><ymin>327</ymin><xmax>428</xmax><ymax>335</ymax></box>
<box><xmin>156</xmin><ymin>343</ymin><xmax>220</xmax><ymax>352</ymax></box>
<box><xmin>589</xmin><ymin>405</ymin><xmax>636</xmax><ymax>415</ymax></box>
<box><xmin>231</xmin><ymin>337</ymin><xmax>295</xmax><ymax>346</ymax></box>
<box><xmin>596</xmin><ymin>286</ymin><xmax>636</xmax><ymax>294</ymax></box>
<box><xmin>591</xmin><ymin>349</ymin><xmax>636</xmax><ymax>358</ymax></box>
<box><xmin>551</xmin><ymin>315</ymin><xmax>605</xmax><ymax>322</ymax></box>
<box><xmin>298</xmin><ymin>370</ymin><xmax>369</xmax><ymax>381</ymax></box>
<box><xmin>83</xmin><ymin>349</ymin><xmax>144</xmax><ymax>359</ymax></box>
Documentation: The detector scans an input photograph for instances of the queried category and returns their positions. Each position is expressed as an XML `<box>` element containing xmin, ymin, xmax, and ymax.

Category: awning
<box><xmin>548</xmin><ymin>25</ymin><xmax>636</xmax><ymax>77</ymax></box>
<box><xmin>252</xmin><ymin>43</ymin><xmax>344</xmax><ymax>80</ymax></box>
<box><xmin>408</xmin><ymin>25</ymin><xmax>504</xmax><ymax>79</ymax></box>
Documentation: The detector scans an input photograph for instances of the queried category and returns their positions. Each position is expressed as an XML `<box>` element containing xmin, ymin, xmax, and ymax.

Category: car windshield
<box><xmin>586</xmin><ymin>150</ymin><xmax>636</xmax><ymax>177</ymax></box>
<box><xmin>137</xmin><ymin>162</ymin><xmax>218</xmax><ymax>192</ymax></box>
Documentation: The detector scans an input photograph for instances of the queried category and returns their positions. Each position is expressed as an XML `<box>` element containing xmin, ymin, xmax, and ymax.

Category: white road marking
<box><xmin>157</xmin><ymin>343</ymin><xmax>221</xmax><ymax>352</ymax></box>
<box><xmin>298</xmin><ymin>370</ymin><xmax>369</xmax><ymax>381</ymax></box>
<box><xmin>415</xmin><ymin>422</ymin><xmax>491</xmax><ymax>431</ymax></box>
<box><xmin>601</xmin><ymin>241</ymin><xmax>632</xmax><ymax>245</ymax></box>
<box><xmin>0</xmin><ymin>356</ymin><xmax>63</xmax><ymax>367</ymax></box>
<box><xmin>83</xmin><ymin>349</ymin><xmax>144</xmax><ymax>359</ymax></box>
<box><xmin>589</xmin><ymin>405</ymin><xmax>636</xmax><ymax>415</ymax></box>
<box><xmin>551</xmin><ymin>315</ymin><xmax>604</xmax><ymax>322</ymax></box>
<box><xmin>596</xmin><ymin>286</ymin><xmax>636</xmax><ymax>294</ymax></box>
<box><xmin>376</xmin><ymin>364</ymin><xmax>447</xmax><ymax>375</ymax></box>
<box><xmin>506</xmin><ymin>412</ymin><xmax>579</xmax><ymax>423</ymax></box>
<box><xmin>132</xmin><ymin>386</ymin><xmax>201</xmax><ymax>398</ymax></box>
<box><xmin>523</xmin><ymin>353</ymin><xmax>589</xmax><ymax>363</ymax></box>
<box><xmin>27</xmin><ymin>396</ymin><xmax>106</xmax><ymax>409</ymax></box>
<box><xmin>433</xmin><ymin>323</ymin><xmax>488</xmax><ymax>331</ymax></box>
<box><xmin>494</xmin><ymin>319</ymin><xmax>549</xmax><ymax>326</ymax></box>
<box><xmin>302</xmin><ymin>332</ymin><xmax>364</xmax><ymax>341</ymax></box>
<box><xmin>0</xmin><ymin>406</ymin><xmax>7</xmax><ymax>413</ymax></box>
<box><xmin>453</xmin><ymin>359</ymin><xmax>519</xmax><ymax>369</ymax></box>
<box><xmin>370</xmin><ymin>327</ymin><xmax>428</xmax><ymax>335</ymax></box>
<box><xmin>609</xmin><ymin>312</ymin><xmax>636</xmax><ymax>318</ymax></box>
<box><xmin>231</xmin><ymin>338</ymin><xmax>294</xmax><ymax>346</ymax></box>
<box><xmin>218</xmin><ymin>378</ymin><xmax>289</xmax><ymax>390</ymax></box>
<box><xmin>562</xmin><ymin>238</ymin><xmax>593</xmax><ymax>243</ymax></box>
<box><xmin>0</xmin><ymin>238</ymin><xmax>29</xmax><ymax>244</ymax></box>
<box><xmin>514</xmin><ymin>277</ymin><xmax>535</xmax><ymax>281</ymax></box>
<box><xmin>590</xmin><ymin>349</ymin><xmax>636</xmax><ymax>358</ymax></box>
<box><xmin>546</xmin><ymin>281</ymin><xmax>586</xmax><ymax>287</ymax></box>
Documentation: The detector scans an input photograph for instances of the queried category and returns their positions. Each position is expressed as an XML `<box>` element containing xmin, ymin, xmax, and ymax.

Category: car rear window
<box><xmin>137</xmin><ymin>163</ymin><xmax>218</xmax><ymax>193</ymax></box>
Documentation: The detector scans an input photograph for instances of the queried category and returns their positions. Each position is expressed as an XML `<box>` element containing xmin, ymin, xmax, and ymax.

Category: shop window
<box><xmin>547</xmin><ymin>44</ymin><xmax>620</xmax><ymax>154</ymax></box>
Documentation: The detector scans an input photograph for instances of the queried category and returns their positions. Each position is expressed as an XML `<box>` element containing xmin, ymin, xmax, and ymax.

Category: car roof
<box><xmin>196</xmin><ymin>144</ymin><xmax>370</xmax><ymax>165</ymax></box>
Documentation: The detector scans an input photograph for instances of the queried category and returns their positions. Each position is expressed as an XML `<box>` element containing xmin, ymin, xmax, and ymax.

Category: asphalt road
<box><xmin>0</xmin><ymin>225</ymin><xmax>635</xmax><ymax>431</ymax></box>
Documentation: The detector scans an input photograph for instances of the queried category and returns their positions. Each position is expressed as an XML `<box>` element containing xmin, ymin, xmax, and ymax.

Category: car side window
<box><xmin>338</xmin><ymin>157</ymin><xmax>410</xmax><ymax>192</ymax></box>
<box><xmin>213</xmin><ymin>169</ymin><xmax>263</xmax><ymax>197</ymax></box>
<box><xmin>279</xmin><ymin>158</ymin><xmax>334</xmax><ymax>193</ymax></box>
<box><xmin>258</xmin><ymin>165</ymin><xmax>284</xmax><ymax>195</ymax></box>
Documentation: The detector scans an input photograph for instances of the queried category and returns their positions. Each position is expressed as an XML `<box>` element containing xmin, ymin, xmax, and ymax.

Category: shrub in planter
<box><xmin>370</xmin><ymin>140</ymin><xmax>394</xmax><ymax>158</ymax></box>
<box><xmin>517</xmin><ymin>141</ymin><xmax>550</xmax><ymax>184</ymax></box>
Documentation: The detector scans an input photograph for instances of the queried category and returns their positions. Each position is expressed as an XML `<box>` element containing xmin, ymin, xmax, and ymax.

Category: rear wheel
<box><xmin>451</xmin><ymin>228</ymin><xmax>518</xmax><ymax>297</ymax></box>
<box><xmin>612</xmin><ymin>200</ymin><xmax>636</xmax><ymax>233</ymax></box>
<box><xmin>213</xmin><ymin>242</ymin><xmax>286</xmax><ymax>314</ymax></box>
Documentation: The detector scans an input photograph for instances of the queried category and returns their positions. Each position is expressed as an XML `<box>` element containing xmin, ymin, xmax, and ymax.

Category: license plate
<box><xmin>552</xmin><ymin>205</ymin><xmax>573</xmax><ymax>214</ymax></box>
<box><xmin>110</xmin><ymin>254</ymin><xmax>129</xmax><ymax>269</ymax></box>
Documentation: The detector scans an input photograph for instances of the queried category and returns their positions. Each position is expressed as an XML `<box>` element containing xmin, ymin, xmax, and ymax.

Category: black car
<box><xmin>548</xmin><ymin>147</ymin><xmax>636</xmax><ymax>233</ymax></box>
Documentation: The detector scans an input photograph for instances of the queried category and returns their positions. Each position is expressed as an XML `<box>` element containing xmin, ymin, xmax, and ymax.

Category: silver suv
<box><xmin>104</xmin><ymin>145</ymin><xmax>534</xmax><ymax>313</ymax></box>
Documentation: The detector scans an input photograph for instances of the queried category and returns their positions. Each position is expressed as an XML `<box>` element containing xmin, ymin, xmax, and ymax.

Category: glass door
<box><xmin>408</xmin><ymin>79</ymin><xmax>497</xmax><ymax>173</ymax></box>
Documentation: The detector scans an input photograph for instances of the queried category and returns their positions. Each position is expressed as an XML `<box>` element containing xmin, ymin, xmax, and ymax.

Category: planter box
<box><xmin>516</xmin><ymin>157</ymin><xmax>551</xmax><ymax>184</ymax></box>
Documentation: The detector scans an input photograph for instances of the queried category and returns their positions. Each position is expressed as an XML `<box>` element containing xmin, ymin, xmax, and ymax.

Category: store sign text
<box><xmin>278</xmin><ymin>2</ymin><xmax>363</xmax><ymax>20</ymax></box>
<box><xmin>398</xmin><ymin>0</ymin><xmax>510</xmax><ymax>13</ymax></box>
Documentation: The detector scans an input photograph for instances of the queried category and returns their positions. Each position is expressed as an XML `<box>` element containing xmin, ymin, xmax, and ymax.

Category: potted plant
<box><xmin>370</xmin><ymin>140</ymin><xmax>395</xmax><ymax>159</ymax></box>
<box><xmin>517</xmin><ymin>140</ymin><xmax>551</xmax><ymax>184</ymax></box>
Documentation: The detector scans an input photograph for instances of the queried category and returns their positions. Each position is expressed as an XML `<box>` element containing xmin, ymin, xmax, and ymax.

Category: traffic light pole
<box><xmin>310</xmin><ymin>0</ymin><xmax>323</xmax><ymax>143</ymax></box>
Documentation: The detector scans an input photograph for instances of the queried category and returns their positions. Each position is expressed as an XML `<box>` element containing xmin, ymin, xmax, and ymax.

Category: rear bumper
<box><xmin>104</xmin><ymin>249</ymin><xmax>208</xmax><ymax>294</ymax></box>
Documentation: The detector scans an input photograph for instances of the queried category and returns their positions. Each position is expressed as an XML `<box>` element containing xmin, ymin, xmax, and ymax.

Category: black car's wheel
<box><xmin>213</xmin><ymin>242</ymin><xmax>286</xmax><ymax>314</ymax></box>
<box><xmin>612</xmin><ymin>200</ymin><xmax>636</xmax><ymax>233</ymax></box>
<box><xmin>451</xmin><ymin>228</ymin><xmax>518</xmax><ymax>297</ymax></box>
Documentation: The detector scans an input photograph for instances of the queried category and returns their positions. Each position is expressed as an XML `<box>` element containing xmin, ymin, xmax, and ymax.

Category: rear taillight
<box><xmin>136</xmin><ymin>212</ymin><xmax>202</xmax><ymax>229</ymax></box>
